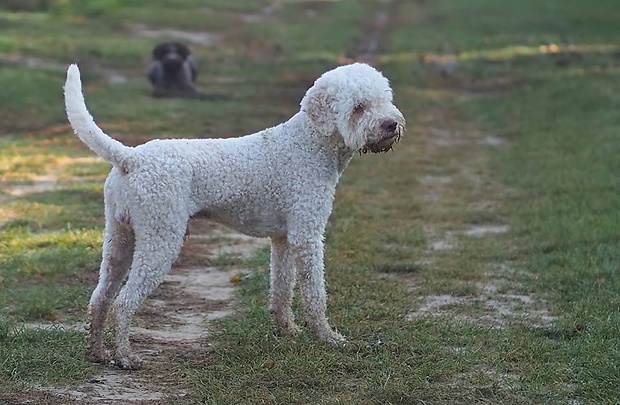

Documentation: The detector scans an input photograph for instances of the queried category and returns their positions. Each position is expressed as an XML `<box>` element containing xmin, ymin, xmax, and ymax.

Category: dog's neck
<box><xmin>292</xmin><ymin>112</ymin><xmax>355</xmax><ymax>176</ymax></box>
<box><xmin>333</xmin><ymin>137</ymin><xmax>355</xmax><ymax>175</ymax></box>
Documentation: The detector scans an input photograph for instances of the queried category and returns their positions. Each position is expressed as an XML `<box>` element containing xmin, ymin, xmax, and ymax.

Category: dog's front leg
<box><xmin>290</xmin><ymin>235</ymin><xmax>345</xmax><ymax>344</ymax></box>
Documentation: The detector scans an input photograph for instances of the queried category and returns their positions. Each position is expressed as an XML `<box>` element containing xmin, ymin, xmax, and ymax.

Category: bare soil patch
<box><xmin>20</xmin><ymin>213</ymin><xmax>267</xmax><ymax>404</ymax></box>
<box><xmin>407</xmin><ymin>108</ymin><xmax>555</xmax><ymax>330</ymax></box>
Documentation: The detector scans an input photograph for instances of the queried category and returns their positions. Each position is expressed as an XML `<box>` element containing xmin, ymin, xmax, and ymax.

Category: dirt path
<box><xmin>350</xmin><ymin>0</ymin><xmax>556</xmax><ymax>332</ymax></box>
<box><xmin>383</xmin><ymin>9</ymin><xmax>557</xmax><ymax>333</ymax></box>
<box><xmin>26</xmin><ymin>220</ymin><xmax>267</xmax><ymax>404</ymax></box>
<box><xmin>355</xmin><ymin>0</ymin><xmax>401</xmax><ymax>63</ymax></box>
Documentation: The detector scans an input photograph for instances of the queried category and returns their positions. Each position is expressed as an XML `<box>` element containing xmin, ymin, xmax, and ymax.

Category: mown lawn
<box><xmin>1</xmin><ymin>0</ymin><xmax>619</xmax><ymax>403</ymax></box>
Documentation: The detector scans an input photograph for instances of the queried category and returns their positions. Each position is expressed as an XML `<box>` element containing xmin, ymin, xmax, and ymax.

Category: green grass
<box><xmin>1</xmin><ymin>0</ymin><xmax>619</xmax><ymax>403</ymax></box>
<box><xmin>464</xmin><ymin>33</ymin><xmax>620</xmax><ymax>401</ymax></box>
<box><xmin>0</xmin><ymin>322</ymin><xmax>95</xmax><ymax>385</ymax></box>
<box><xmin>0</xmin><ymin>228</ymin><xmax>101</xmax><ymax>318</ymax></box>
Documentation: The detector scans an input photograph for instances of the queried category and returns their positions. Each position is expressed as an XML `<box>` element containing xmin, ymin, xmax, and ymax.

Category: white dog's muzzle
<box><xmin>360</xmin><ymin>119</ymin><xmax>405</xmax><ymax>154</ymax></box>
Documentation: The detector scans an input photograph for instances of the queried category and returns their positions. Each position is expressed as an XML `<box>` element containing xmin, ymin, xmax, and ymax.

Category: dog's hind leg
<box><xmin>109</xmin><ymin>222</ymin><xmax>186</xmax><ymax>370</ymax></box>
<box><xmin>87</xmin><ymin>216</ymin><xmax>134</xmax><ymax>364</ymax></box>
<box><xmin>269</xmin><ymin>235</ymin><xmax>300</xmax><ymax>336</ymax></box>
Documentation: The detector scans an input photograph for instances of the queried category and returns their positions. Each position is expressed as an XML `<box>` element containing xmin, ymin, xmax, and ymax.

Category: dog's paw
<box><xmin>275</xmin><ymin>321</ymin><xmax>302</xmax><ymax>337</ymax></box>
<box><xmin>316</xmin><ymin>329</ymin><xmax>346</xmax><ymax>345</ymax></box>
<box><xmin>112</xmin><ymin>354</ymin><xmax>143</xmax><ymax>370</ymax></box>
<box><xmin>85</xmin><ymin>347</ymin><xmax>109</xmax><ymax>364</ymax></box>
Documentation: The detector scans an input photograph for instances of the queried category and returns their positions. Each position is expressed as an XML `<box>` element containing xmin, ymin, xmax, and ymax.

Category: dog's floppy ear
<box><xmin>152</xmin><ymin>43</ymin><xmax>169</xmax><ymax>60</ymax></box>
<box><xmin>300</xmin><ymin>82</ymin><xmax>337</xmax><ymax>135</ymax></box>
<box><xmin>173</xmin><ymin>42</ymin><xmax>191</xmax><ymax>59</ymax></box>
<box><xmin>301</xmin><ymin>75</ymin><xmax>367</xmax><ymax>151</ymax></box>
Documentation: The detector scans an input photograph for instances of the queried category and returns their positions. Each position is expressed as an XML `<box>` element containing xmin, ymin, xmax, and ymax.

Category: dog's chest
<box><xmin>193</xmin><ymin>204</ymin><xmax>286</xmax><ymax>238</ymax></box>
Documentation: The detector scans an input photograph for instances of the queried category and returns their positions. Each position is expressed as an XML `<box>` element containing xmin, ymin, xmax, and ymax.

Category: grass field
<box><xmin>1</xmin><ymin>0</ymin><xmax>619</xmax><ymax>403</ymax></box>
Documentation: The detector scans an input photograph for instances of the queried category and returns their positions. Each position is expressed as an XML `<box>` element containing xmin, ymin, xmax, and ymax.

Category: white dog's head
<box><xmin>301</xmin><ymin>63</ymin><xmax>405</xmax><ymax>153</ymax></box>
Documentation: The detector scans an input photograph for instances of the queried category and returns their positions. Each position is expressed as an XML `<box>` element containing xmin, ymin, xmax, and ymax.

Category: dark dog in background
<box><xmin>147</xmin><ymin>42</ymin><xmax>199</xmax><ymax>98</ymax></box>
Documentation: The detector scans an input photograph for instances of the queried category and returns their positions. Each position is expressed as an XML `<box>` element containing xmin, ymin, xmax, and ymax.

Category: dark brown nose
<box><xmin>381</xmin><ymin>119</ymin><xmax>398</xmax><ymax>132</ymax></box>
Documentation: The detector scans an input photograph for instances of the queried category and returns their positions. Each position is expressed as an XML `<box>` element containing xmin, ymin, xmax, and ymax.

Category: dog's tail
<box><xmin>64</xmin><ymin>64</ymin><xmax>133</xmax><ymax>170</ymax></box>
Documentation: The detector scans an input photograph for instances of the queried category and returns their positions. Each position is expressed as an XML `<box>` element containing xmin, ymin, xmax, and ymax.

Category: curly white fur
<box><xmin>64</xmin><ymin>63</ymin><xmax>405</xmax><ymax>370</ymax></box>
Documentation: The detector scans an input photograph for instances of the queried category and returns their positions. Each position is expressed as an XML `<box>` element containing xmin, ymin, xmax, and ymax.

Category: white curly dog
<box><xmin>64</xmin><ymin>62</ymin><xmax>405</xmax><ymax>369</ymax></box>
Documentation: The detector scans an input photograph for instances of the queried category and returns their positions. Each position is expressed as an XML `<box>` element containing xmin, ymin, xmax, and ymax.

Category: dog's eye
<box><xmin>352</xmin><ymin>104</ymin><xmax>365</xmax><ymax>115</ymax></box>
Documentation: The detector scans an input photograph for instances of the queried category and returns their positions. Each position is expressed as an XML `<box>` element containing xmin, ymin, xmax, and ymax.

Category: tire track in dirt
<box><xmin>349</xmin><ymin>0</ymin><xmax>557</xmax><ymax>333</ymax></box>
<box><xmin>353</xmin><ymin>0</ymin><xmax>402</xmax><ymax>63</ymax></box>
